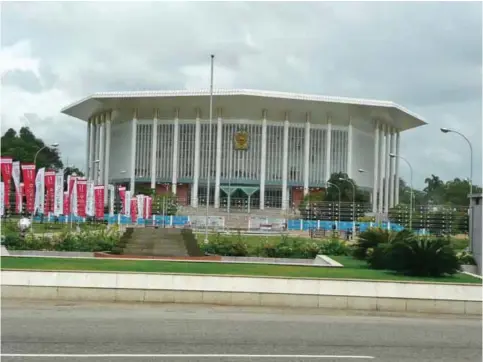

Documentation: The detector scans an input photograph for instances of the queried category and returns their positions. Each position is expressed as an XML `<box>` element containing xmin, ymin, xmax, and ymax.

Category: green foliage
<box><xmin>200</xmin><ymin>233</ymin><xmax>351</xmax><ymax>259</ymax></box>
<box><xmin>1</xmin><ymin>127</ymin><xmax>63</xmax><ymax>170</ymax></box>
<box><xmin>3</xmin><ymin>228</ymin><xmax>121</xmax><ymax>253</ymax></box>
<box><xmin>200</xmin><ymin>232</ymin><xmax>249</xmax><ymax>256</ymax></box>
<box><xmin>152</xmin><ymin>192</ymin><xmax>178</xmax><ymax>215</ymax></box>
<box><xmin>387</xmin><ymin>237</ymin><xmax>460</xmax><ymax>277</ymax></box>
<box><xmin>355</xmin><ymin>229</ymin><xmax>460</xmax><ymax>277</ymax></box>
<box><xmin>457</xmin><ymin>250</ymin><xmax>477</xmax><ymax>265</ymax></box>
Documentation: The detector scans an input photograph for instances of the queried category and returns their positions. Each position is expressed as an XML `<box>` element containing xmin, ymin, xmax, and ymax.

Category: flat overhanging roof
<box><xmin>61</xmin><ymin>89</ymin><xmax>427</xmax><ymax>131</ymax></box>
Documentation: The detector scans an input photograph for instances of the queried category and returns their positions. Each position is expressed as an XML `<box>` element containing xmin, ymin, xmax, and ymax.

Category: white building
<box><xmin>61</xmin><ymin>89</ymin><xmax>426</xmax><ymax>212</ymax></box>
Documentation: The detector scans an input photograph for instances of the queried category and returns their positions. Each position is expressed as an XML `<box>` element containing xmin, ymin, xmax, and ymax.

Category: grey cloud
<box><xmin>1</xmin><ymin>70</ymin><xmax>43</xmax><ymax>93</ymax></box>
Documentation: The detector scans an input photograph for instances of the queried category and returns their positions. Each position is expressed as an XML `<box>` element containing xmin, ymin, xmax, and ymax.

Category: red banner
<box><xmin>144</xmin><ymin>196</ymin><xmax>152</xmax><ymax>220</ymax></box>
<box><xmin>118</xmin><ymin>186</ymin><xmax>126</xmax><ymax>214</ymax></box>
<box><xmin>21</xmin><ymin>163</ymin><xmax>36</xmax><ymax>213</ymax></box>
<box><xmin>44</xmin><ymin>170</ymin><xmax>56</xmax><ymax>214</ymax></box>
<box><xmin>63</xmin><ymin>191</ymin><xmax>69</xmax><ymax>215</ymax></box>
<box><xmin>76</xmin><ymin>178</ymin><xmax>87</xmax><ymax>217</ymax></box>
<box><xmin>1</xmin><ymin>157</ymin><xmax>13</xmax><ymax>209</ymax></box>
<box><xmin>130</xmin><ymin>198</ymin><xmax>137</xmax><ymax>223</ymax></box>
<box><xmin>94</xmin><ymin>185</ymin><xmax>105</xmax><ymax>220</ymax></box>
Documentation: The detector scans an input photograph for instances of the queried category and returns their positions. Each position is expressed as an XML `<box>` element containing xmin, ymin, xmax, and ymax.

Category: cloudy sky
<box><xmin>1</xmin><ymin>1</ymin><xmax>481</xmax><ymax>189</ymax></box>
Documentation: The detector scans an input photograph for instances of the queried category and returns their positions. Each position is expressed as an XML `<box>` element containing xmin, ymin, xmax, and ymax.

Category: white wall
<box><xmin>109</xmin><ymin>120</ymin><xmax>132</xmax><ymax>181</ymax></box>
<box><xmin>352</xmin><ymin>129</ymin><xmax>375</xmax><ymax>189</ymax></box>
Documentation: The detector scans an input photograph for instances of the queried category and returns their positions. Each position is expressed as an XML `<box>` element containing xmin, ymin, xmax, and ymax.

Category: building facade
<box><xmin>61</xmin><ymin>89</ymin><xmax>426</xmax><ymax>212</ymax></box>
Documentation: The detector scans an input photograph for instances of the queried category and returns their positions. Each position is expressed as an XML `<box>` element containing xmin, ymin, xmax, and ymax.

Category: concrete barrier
<box><xmin>1</xmin><ymin>270</ymin><xmax>481</xmax><ymax>315</ymax></box>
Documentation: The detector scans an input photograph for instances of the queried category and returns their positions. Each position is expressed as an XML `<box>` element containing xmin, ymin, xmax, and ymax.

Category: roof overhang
<box><xmin>61</xmin><ymin>89</ymin><xmax>427</xmax><ymax>131</ymax></box>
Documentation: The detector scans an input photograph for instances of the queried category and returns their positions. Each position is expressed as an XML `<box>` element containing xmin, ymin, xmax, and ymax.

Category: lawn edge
<box><xmin>1</xmin><ymin>266</ymin><xmax>480</xmax><ymax>285</ymax></box>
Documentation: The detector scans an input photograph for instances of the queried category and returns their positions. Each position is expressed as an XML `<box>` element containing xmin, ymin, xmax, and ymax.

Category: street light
<box><xmin>33</xmin><ymin>143</ymin><xmax>59</xmax><ymax>167</ymax></box>
<box><xmin>440</xmin><ymin>128</ymin><xmax>473</xmax><ymax>195</ymax></box>
<box><xmin>390</xmin><ymin>153</ymin><xmax>413</xmax><ymax>230</ymax></box>
<box><xmin>326</xmin><ymin>181</ymin><xmax>341</xmax><ymax>228</ymax></box>
<box><xmin>31</xmin><ymin>143</ymin><xmax>59</xmax><ymax>232</ymax></box>
<box><xmin>441</xmin><ymin>127</ymin><xmax>474</xmax><ymax>250</ymax></box>
<box><xmin>339</xmin><ymin>177</ymin><xmax>356</xmax><ymax>236</ymax></box>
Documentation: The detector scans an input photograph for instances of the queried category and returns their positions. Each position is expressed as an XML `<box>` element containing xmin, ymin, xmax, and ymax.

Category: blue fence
<box><xmin>31</xmin><ymin>214</ymin><xmax>411</xmax><ymax>233</ymax></box>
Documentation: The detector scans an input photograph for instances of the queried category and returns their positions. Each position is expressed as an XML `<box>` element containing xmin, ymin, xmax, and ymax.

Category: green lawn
<box><xmin>1</xmin><ymin>256</ymin><xmax>480</xmax><ymax>284</ymax></box>
<box><xmin>1</xmin><ymin>220</ymin><xmax>105</xmax><ymax>235</ymax></box>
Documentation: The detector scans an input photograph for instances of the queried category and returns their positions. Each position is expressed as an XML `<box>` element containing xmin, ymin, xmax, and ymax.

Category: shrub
<box><xmin>199</xmin><ymin>233</ymin><xmax>249</xmax><ymax>257</ymax></box>
<box><xmin>318</xmin><ymin>237</ymin><xmax>351</xmax><ymax>256</ymax></box>
<box><xmin>2</xmin><ymin>228</ymin><xmax>121</xmax><ymax>253</ymax></box>
<box><xmin>353</xmin><ymin>228</ymin><xmax>412</xmax><ymax>261</ymax></box>
<box><xmin>387</xmin><ymin>237</ymin><xmax>460</xmax><ymax>277</ymax></box>
<box><xmin>457</xmin><ymin>250</ymin><xmax>477</xmax><ymax>265</ymax></box>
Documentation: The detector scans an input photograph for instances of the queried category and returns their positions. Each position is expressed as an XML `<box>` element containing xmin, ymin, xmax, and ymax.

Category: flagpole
<box><xmin>204</xmin><ymin>54</ymin><xmax>214</xmax><ymax>243</ymax></box>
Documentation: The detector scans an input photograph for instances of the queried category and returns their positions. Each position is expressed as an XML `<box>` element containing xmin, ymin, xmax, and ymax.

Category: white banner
<box><xmin>71</xmin><ymin>177</ymin><xmax>78</xmax><ymax>216</ymax></box>
<box><xmin>12</xmin><ymin>161</ymin><xmax>21</xmax><ymax>213</ymax></box>
<box><xmin>108</xmin><ymin>184</ymin><xmax>115</xmax><ymax>217</ymax></box>
<box><xmin>0</xmin><ymin>181</ymin><xmax>4</xmax><ymax>217</ymax></box>
<box><xmin>137</xmin><ymin>194</ymin><xmax>145</xmax><ymax>219</ymax></box>
<box><xmin>54</xmin><ymin>171</ymin><xmax>64</xmax><ymax>216</ymax></box>
<box><xmin>124</xmin><ymin>190</ymin><xmax>131</xmax><ymax>217</ymax></box>
<box><xmin>86</xmin><ymin>180</ymin><xmax>95</xmax><ymax>217</ymax></box>
<box><xmin>34</xmin><ymin>167</ymin><xmax>45</xmax><ymax>215</ymax></box>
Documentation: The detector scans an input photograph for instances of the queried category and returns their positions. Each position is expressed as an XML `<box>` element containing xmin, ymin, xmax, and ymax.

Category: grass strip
<box><xmin>1</xmin><ymin>256</ymin><xmax>480</xmax><ymax>284</ymax></box>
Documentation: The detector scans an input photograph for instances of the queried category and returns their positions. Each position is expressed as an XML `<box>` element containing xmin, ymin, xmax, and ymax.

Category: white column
<box><xmin>94</xmin><ymin>116</ymin><xmax>100</xmax><ymax>183</ymax></box>
<box><xmin>389</xmin><ymin>128</ymin><xmax>396</xmax><ymax>208</ymax></box>
<box><xmin>347</xmin><ymin>117</ymin><xmax>353</xmax><ymax>178</ymax></box>
<box><xmin>104</xmin><ymin>111</ymin><xmax>111</xmax><ymax>203</ymax></box>
<box><xmin>151</xmin><ymin>109</ymin><xmax>158</xmax><ymax>191</ymax></box>
<box><xmin>259</xmin><ymin>110</ymin><xmax>267</xmax><ymax>210</ymax></box>
<box><xmin>86</xmin><ymin>119</ymin><xmax>91</xmax><ymax>179</ymax></box>
<box><xmin>395</xmin><ymin>130</ymin><xmax>400</xmax><ymax>205</ymax></box>
<box><xmin>281</xmin><ymin>112</ymin><xmax>289</xmax><ymax>211</ymax></box>
<box><xmin>325</xmin><ymin>116</ymin><xmax>332</xmax><ymax>181</ymax></box>
<box><xmin>88</xmin><ymin>118</ymin><xmax>95</xmax><ymax>181</ymax></box>
<box><xmin>377</xmin><ymin>124</ymin><xmax>385</xmax><ymax>213</ymax></box>
<box><xmin>384</xmin><ymin>124</ymin><xmax>390</xmax><ymax>213</ymax></box>
<box><xmin>303</xmin><ymin>112</ymin><xmax>311</xmax><ymax>196</ymax></box>
<box><xmin>191</xmin><ymin>109</ymin><xmax>201</xmax><ymax>207</ymax></box>
<box><xmin>171</xmin><ymin>108</ymin><xmax>179</xmax><ymax>195</ymax></box>
<box><xmin>130</xmin><ymin>109</ymin><xmax>137</xmax><ymax>194</ymax></box>
<box><xmin>372</xmin><ymin>121</ymin><xmax>380</xmax><ymax>213</ymax></box>
<box><xmin>99</xmin><ymin>114</ymin><xmax>105</xmax><ymax>185</ymax></box>
<box><xmin>214</xmin><ymin>108</ymin><xmax>223</xmax><ymax>208</ymax></box>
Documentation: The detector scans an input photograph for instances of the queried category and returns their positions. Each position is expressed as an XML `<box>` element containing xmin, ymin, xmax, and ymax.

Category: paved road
<box><xmin>1</xmin><ymin>300</ymin><xmax>481</xmax><ymax>362</ymax></box>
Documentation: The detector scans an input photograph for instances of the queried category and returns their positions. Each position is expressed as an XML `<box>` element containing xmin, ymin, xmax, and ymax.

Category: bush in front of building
<box><xmin>200</xmin><ymin>234</ymin><xmax>351</xmax><ymax>259</ymax></box>
<box><xmin>354</xmin><ymin>228</ymin><xmax>461</xmax><ymax>277</ymax></box>
<box><xmin>2</xmin><ymin>228</ymin><xmax>121</xmax><ymax>253</ymax></box>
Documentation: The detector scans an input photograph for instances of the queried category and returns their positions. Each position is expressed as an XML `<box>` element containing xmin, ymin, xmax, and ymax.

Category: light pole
<box><xmin>440</xmin><ymin>128</ymin><xmax>473</xmax><ymax>195</ymax></box>
<box><xmin>33</xmin><ymin>143</ymin><xmax>59</xmax><ymax>168</ymax></box>
<box><xmin>441</xmin><ymin>127</ymin><xmax>474</xmax><ymax>250</ymax></box>
<box><xmin>31</xmin><ymin>143</ymin><xmax>59</xmax><ymax>232</ymax></box>
<box><xmin>326</xmin><ymin>181</ymin><xmax>341</xmax><ymax>229</ymax></box>
<box><xmin>204</xmin><ymin>54</ymin><xmax>215</xmax><ymax>243</ymax></box>
<box><xmin>339</xmin><ymin>177</ymin><xmax>356</xmax><ymax>235</ymax></box>
<box><xmin>389</xmin><ymin>153</ymin><xmax>413</xmax><ymax>230</ymax></box>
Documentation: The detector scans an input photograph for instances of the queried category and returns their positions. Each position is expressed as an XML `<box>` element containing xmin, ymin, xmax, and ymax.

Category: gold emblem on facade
<box><xmin>234</xmin><ymin>130</ymin><xmax>249</xmax><ymax>150</ymax></box>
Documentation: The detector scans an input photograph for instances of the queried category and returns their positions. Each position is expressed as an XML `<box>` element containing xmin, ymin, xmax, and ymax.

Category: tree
<box><xmin>325</xmin><ymin>172</ymin><xmax>369</xmax><ymax>203</ymax></box>
<box><xmin>1</xmin><ymin>127</ymin><xmax>63</xmax><ymax>170</ymax></box>
<box><xmin>423</xmin><ymin>174</ymin><xmax>445</xmax><ymax>204</ymax></box>
<box><xmin>298</xmin><ymin>172</ymin><xmax>369</xmax><ymax>221</ymax></box>
<box><xmin>63</xmin><ymin>166</ymin><xmax>85</xmax><ymax>189</ymax></box>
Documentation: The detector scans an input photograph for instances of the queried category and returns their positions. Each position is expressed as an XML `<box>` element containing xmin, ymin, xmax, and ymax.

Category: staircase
<box><xmin>120</xmin><ymin>227</ymin><xmax>203</xmax><ymax>257</ymax></box>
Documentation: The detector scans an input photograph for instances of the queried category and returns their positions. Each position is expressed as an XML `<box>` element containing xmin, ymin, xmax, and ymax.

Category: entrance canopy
<box><xmin>220</xmin><ymin>185</ymin><xmax>259</xmax><ymax>196</ymax></box>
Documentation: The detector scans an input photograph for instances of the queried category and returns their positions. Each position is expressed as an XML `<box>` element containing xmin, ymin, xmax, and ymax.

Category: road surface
<box><xmin>1</xmin><ymin>300</ymin><xmax>481</xmax><ymax>361</ymax></box>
